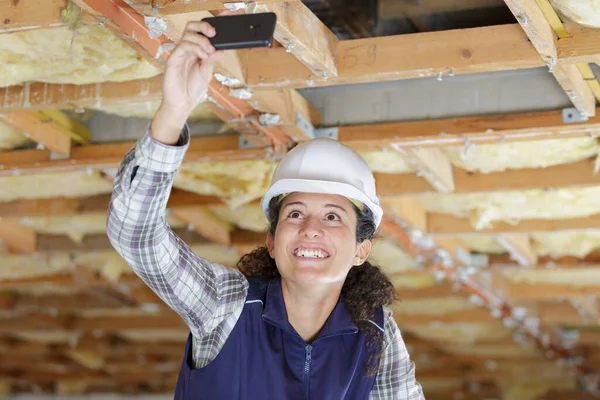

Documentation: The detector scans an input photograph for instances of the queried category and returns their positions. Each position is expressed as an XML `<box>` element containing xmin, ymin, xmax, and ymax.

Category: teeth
<box><xmin>296</xmin><ymin>249</ymin><xmax>326</xmax><ymax>258</ymax></box>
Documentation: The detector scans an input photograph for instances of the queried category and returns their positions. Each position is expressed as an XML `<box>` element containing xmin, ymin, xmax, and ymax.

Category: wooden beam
<box><xmin>251</xmin><ymin>88</ymin><xmax>323</xmax><ymax>141</ymax></box>
<box><xmin>376</xmin><ymin>157</ymin><xmax>600</xmax><ymax>196</ymax></box>
<box><xmin>250</xmin><ymin>1</ymin><xmax>338</xmax><ymax>77</ymax></box>
<box><xmin>391</xmin><ymin>147</ymin><xmax>455</xmax><ymax>193</ymax></box>
<box><xmin>128</xmin><ymin>0</ymin><xmax>301</xmax><ymax>15</ymax></box>
<box><xmin>496</xmin><ymin>233</ymin><xmax>538</xmax><ymax>266</ymax></box>
<box><xmin>170</xmin><ymin>207</ymin><xmax>233</xmax><ymax>246</ymax></box>
<box><xmin>337</xmin><ymin>107</ymin><xmax>600</xmax><ymax>150</ymax></box>
<box><xmin>557</xmin><ymin>23</ymin><xmax>600</xmax><ymax>65</ymax></box>
<box><xmin>0</xmin><ymin>219</ymin><xmax>36</xmax><ymax>254</ymax></box>
<box><xmin>381</xmin><ymin>196</ymin><xmax>428</xmax><ymax>233</ymax></box>
<box><xmin>378</xmin><ymin>0</ymin><xmax>505</xmax><ymax>19</ymax></box>
<box><xmin>502</xmin><ymin>0</ymin><xmax>596</xmax><ymax>116</ymax></box>
<box><xmin>0</xmin><ymin>112</ymin><xmax>71</xmax><ymax>155</ymax></box>
<box><xmin>245</xmin><ymin>24</ymin><xmax>544</xmax><ymax>89</ymax></box>
<box><xmin>428</xmin><ymin>213</ymin><xmax>600</xmax><ymax>235</ymax></box>
<box><xmin>74</xmin><ymin>0</ymin><xmax>295</xmax><ymax>147</ymax></box>
<box><xmin>0</xmin><ymin>76</ymin><xmax>164</xmax><ymax>112</ymax></box>
<box><xmin>0</xmin><ymin>134</ymin><xmax>286</xmax><ymax>176</ymax></box>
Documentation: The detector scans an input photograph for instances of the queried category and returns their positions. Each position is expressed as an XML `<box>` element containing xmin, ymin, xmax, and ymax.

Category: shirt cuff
<box><xmin>134</xmin><ymin>124</ymin><xmax>190</xmax><ymax>173</ymax></box>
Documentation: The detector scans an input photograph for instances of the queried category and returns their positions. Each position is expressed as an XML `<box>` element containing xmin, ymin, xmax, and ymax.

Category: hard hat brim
<box><xmin>261</xmin><ymin>179</ymin><xmax>383</xmax><ymax>229</ymax></box>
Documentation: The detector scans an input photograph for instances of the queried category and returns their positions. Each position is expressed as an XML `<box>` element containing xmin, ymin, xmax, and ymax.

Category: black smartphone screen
<box><xmin>202</xmin><ymin>13</ymin><xmax>277</xmax><ymax>50</ymax></box>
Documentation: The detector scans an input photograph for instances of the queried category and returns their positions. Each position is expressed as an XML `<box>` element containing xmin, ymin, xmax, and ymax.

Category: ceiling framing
<box><xmin>1</xmin><ymin>0</ymin><xmax>600</xmax><ymax>399</ymax></box>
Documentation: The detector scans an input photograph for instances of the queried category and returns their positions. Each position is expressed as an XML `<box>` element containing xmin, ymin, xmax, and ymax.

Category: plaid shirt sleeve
<box><xmin>370</xmin><ymin>306</ymin><xmax>425</xmax><ymax>399</ymax></box>
<box><xmin>106</xmin><ymin>127</ymin><xmax>249</xmax><ymax>367</ymax></box>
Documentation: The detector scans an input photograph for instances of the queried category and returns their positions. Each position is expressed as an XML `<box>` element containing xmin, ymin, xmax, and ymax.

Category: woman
<box><xmin>107</xmin><ymin>17</ymin><xmax>424</xmax><ymax>400</ymax></box>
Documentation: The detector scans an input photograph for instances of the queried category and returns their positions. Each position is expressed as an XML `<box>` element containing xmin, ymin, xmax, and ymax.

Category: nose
<box><xmin>298</xmin><ymin>215</ymin><xmax>323</xmax><ymax>238</ymax></box>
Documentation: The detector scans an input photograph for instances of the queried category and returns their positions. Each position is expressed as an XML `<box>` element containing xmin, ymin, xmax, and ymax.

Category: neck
<box><xmin>281</xmin><ymin>279</ymin><xmax>343</xmax><ymax>343</ymax></box>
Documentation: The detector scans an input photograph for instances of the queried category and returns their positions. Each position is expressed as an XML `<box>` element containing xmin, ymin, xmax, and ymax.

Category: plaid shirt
<box><xmin>106</xmin><ymin>127</ymin><xmax>425</xmax><ymax>399</ymax></box>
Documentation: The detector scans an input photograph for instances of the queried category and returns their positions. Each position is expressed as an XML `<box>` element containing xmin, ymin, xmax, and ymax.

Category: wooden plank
<box><xmin>552</xmin><ymin>63</ymin><xmax>596</xmax><ymax>117</ymax></box>
<box><xmin>0</xmin><ymin>219</ymin><xmax>36</xmax><ymax>253</ymax></box>
<box><xmin>428</xmin><ymin>213</ymin><xmax>600</xmax><ymax>235</ymax></box>
<box><xmin>378</xmin><ymin>0</ymin><xmax>505</xmax><ymax>18</ymax></box>
<box><xmin>0</xmin><ymin>134</ymin><xmax>286</xmax><ymax>176</ymax></box>
<box><xmin>496</xmin><ymin>233</ymin><xmax>538</xmax><ymax>266</ymax></box>
<box><xmin>250</xmin><ymin>1</ymin><xmax>338</xmax><ymax>77</ymax></box>
<box><xmin>376</xmin><ymin>157</ymin><xmax>600</xmax><ymax>196</ymax></box>
<box><xmin>380</xmin><ymin>197</ymin><xmax>427</xmax><ymax>232</ymax></box>
<box><xmin>557</xmin><ymin>23</ymin><xmax>600</xmax><ymax>64</ymax></box>
<box><xmin>340</xmin><ymin>108</ymin><xmax>600</xmax><ymax>151</ymax></box>
<box><xmin>128</xmin><ymin>0</ymin><xmax>301</xmax><ymax>15</ymax></box>
<box><xmin>171</xmin><ymin>207</ymin><xmax>233</xmax><ymax>246</ymax></box>
<box><xmin>391</xmin><ymin>147</ymin><xmax>455</xmax><ymax>193</ymax></box>
<box><xmin>251</xmin><ymin>88</ymin><xmax>323</xmax><ymax>141</ymax></box>
<box><xmin>0</xmin><ymin>112</ymin><xmax>71</xmax><ymax>155</ymax></box>
<box><xmin>502</xmin><ymin>0</ymin><xmax>596</xmax><ymax>116</ymax></box>
<box><xmin>245</xmin><ymin>24</ymin><xmax>544</xmax><ymax>89</ymax></box>
<box><xmin>0</xmin><ymin>76</ymin><xmax>164</xmax><ymax>112</ymax></box>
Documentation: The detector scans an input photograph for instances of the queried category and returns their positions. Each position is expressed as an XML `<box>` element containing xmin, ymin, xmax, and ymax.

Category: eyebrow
<box><xmin>282</xmin><ymin>201</ymin><xmax>348</xmax><ymax>214</ymax></box>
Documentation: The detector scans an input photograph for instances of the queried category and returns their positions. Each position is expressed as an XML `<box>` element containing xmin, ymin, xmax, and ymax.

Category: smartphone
<box><xmin>201</xmin><ymin>13</ymin><xmax>277</xmax><ymax>50</ymax></box>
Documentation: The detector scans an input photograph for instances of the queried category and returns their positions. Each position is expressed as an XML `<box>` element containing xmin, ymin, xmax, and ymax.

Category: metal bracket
<box><xmin>563</xmin><ymin>107</ymin><xmax>588</xmax><ymax>123</ymax></box>
<box><xmin>313</xmin><ymin>127</ymin><xmax>339</xmax><ymax>140</ymax></box>
<box><xmin>295</xmin><ymin>113</ymin><xmax>315</xmax><ymax>139</ymax></box>
<box><xmin>238</xmin><ymin>136</ymin><xmax>255</xmax><ymax>149</ymax></box>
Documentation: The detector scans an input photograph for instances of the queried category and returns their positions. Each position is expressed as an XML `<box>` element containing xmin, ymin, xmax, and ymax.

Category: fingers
<box><xmin>180</xmin><ymin>30</ymin><xmax>216</xmax><ymax>55</ymax></box>
<box><xmin>185</xmin><ymin>20</ymin><xmax>216</xmax><ymax>37</ymax></box>
<box><xmin>170</xmin><ymin>40</ymin><xmax>210</xmax><ymax>62</ymax></box>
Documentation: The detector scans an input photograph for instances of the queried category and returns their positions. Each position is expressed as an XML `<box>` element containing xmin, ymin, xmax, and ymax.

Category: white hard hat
<box><xmin>261</xmin><ymin>138</ymin><xmax>383</xmax><ymax>229</ymax></box>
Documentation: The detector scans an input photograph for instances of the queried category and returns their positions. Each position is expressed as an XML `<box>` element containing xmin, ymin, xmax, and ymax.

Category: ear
<box><xmin>353</xmin><ymin>239</ymin><xmax>372</xmax><ymax>266</ymax></box>
<box><xmin>266</xmin><ymin>232</ymin><xmax>275</xmax><ymax>258</ymax></box>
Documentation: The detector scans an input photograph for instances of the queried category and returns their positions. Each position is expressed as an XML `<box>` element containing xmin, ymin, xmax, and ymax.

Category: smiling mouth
<box><xmin>292</xmin><ymin>247</ymin><xmax>330</xmax><ymax>259</ymax></box>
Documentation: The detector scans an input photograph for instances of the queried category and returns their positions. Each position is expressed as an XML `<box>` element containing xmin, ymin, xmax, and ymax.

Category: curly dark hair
<box><xmin>237</xmin><ymin>197</ymin><xmax>396</xmax><ymax>375</ymax></box>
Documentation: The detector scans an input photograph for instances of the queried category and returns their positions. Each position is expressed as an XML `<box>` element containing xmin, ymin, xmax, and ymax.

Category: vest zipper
<box><xmin>304</xmin><ymin>345</ymin><xmax>312</xmax><ymax>400</ymax></box>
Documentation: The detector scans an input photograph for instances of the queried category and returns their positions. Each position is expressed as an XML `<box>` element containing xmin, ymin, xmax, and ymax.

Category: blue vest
<box><xmin>174</xmin><ymin>276</ymin><xmax>384</xmax><ymax>400</ymax></box>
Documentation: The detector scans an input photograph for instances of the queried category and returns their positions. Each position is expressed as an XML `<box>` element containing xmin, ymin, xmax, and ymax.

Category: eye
<box><xmin>325</xmin><ymin>213</ymin><xmax>340</xmax><ymax>221</ymax></box>
<box><xmin>288</xmin><ymin>210</ymin><xmax>302</xmax><ymax>219</ymax></box>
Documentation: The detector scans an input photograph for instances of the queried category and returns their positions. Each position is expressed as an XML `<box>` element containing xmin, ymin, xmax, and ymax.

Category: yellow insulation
<box><xmin>98</xmin><ymin>100</ymin><xmax>219</xmax><ymax>123</ymax></box>
<box><xmin>550</xmin><ymin>0</ymin><xmax>600</xmax><ymax>28</ymax></box>
<box><xmin>399</xmin><ymin>322</ymin><xmax>512</xmax><ymax>344</ymax></box>
<box><xmin>532</xmin><ymin>230</ymin><xmax>600</xmax><ymax>258</ymax></box>
<box><xmin>369</xmin><ymin>239</ymin><xmax>417</xmax><ymax>274</ymax></box>
<box><xmin>443</xmin><ymin>137</ymin><xmax>600</xmax><ymax>173</ymax></box>
<box><xmin>20</xmin><ymin>212</ymin><xmax>184</xmax><ymax>243</ymax></box>
<box><xmin>210</xmin><ymin>204</ymin><xmax>268</xmax><ymax>233</ymax></box>
<box><xmin>0</xmin><ymin>26</ymin><xmax>160</xmax><ymax>87</ymax></box>
<box><xmin>502</xmin><ymin>267</ymin><xmax>600</xmax><ymax>286</ymax></box>
<box><xmin>174</xmin><ymin>160</ymin><xmax>277</xmax><ymax>208</ymax></box>
<box><xmin>360</xmin><ymin>150</ymin><xmax>415</xmax><ymax>174</ymax></box>
<box><xmin>392</xmin><ymin>296</ymin><xmax>476</xmax><ymax>316</ymax></box>
<box><xmin>0</xmin><ymin>253</ymin><xmax>72</xmax><ymax>280</ymax></box>
<box><xmin>416</xmin><ymin>186</ymin><xmax>600</xmax><ymax>230</ymax></box>
<box><xmin>0</xmin><ymin>171</ymin><xmax>112</xmax><ymax>202</ymax></box>
<box><xmin>0</xmin><ymin>122</ymin><xmax>29</xmax><ymax>150</ymax></box>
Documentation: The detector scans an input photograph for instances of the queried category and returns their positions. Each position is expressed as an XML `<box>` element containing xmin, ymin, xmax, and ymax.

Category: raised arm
<box><xmin>106</xmin><ymin>19</ymin><xmax>248</xmax><ymax>339</ymax></box>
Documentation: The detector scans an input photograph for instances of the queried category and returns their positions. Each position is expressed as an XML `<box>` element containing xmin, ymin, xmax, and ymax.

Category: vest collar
<box><xmin>262</xmin><ymin>276</ymin><xmax>358</xmax><ymax>340</ymax></box>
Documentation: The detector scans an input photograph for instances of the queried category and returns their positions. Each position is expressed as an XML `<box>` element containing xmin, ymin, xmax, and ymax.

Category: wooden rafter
<box><xmin>71</xmin><ymin>0</ymin><xmax>299</xmax><ymax>147</ymax></box>
<box><xmin>502</xmin><ymin>0</ymin><xmax>597</xmax><ymax>117</ymax></box>
<box><xmin>250</xmin><ymin>1</ymin><xmax>339</xmax><ymax>77</ymax></box>
<box><xmin>245</xmin><ymin>24</ymin><xmax>544</xmax><ymax>89</ymax></box>
<box><xmin>428</xmin><ymin>213</ymin><xmax>600</xmax><ymax>235</ymax></box>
